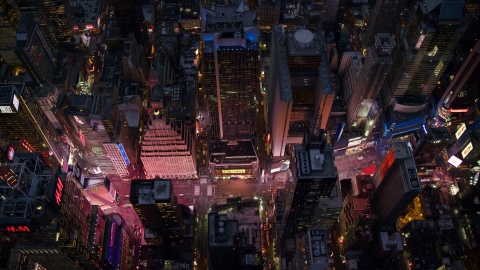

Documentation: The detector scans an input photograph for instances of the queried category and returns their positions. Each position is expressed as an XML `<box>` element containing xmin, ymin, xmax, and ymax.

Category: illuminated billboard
<box><xmin>462</xmin><ymin>142</ymin><xmax>473</xmax><ymax>158</ymax></box>
<box><xmin>448</xmin><ymin>155</ymin><xmax>462</xmax><ymax>167</ymax></box>
<box><xmin>456</xmin><ymin>123</ymin><xmax>466</xmax><ymax>139</ymax></box>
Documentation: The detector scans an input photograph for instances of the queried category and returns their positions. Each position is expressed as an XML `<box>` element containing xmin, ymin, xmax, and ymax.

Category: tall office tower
<box><xmin>13</xmin><ymin>13</ymin><xmax>56</xmax><ymax>85</ymax></box>
<box><xmin>57</xmin><ymin>175</ymin><xmax>105</xmax><ymax>269</ymax></box>
<box><xmin>141</xmin><ymin>107</ymin><xmax>197</xmax><ymax>179</ymax></box>
<box><xmin>0</xmin><ymin>84</ymin><xmax>65</xmax><ymax>166</ymax></box>
<box><xmin>386</xmin><ymin>0</ymin><xmax>468</xmax><ymax>102</ymax></box>
<box><xmin>257</xmin><ymin>0</ymin><xmax>280</xmax><ymax>31</ymax></box>
<box><xmin>282</xmin><ymin>138</ymin><xmax>338</xmax><ymax>238</ymax></box>
<box><xmin>437</xmin><ymin>40</ymin><xmax>480</xmax><ymax>122</ymax></box>
<box><xmin>110</xmin><ymin>0</ymin><xmax>148</xmax><ymax>43</ymax></box>
<box><xmin>0</xmin><ymin>0</ymin><xmax>19</xmax><ymax>65</ymax></box>
<box><xmin>371</xmin><ymin>141</ymin><xmax>421</xmax><ymax>225</ymax></box>
<box><xmin>123</xmin><ymin>33</ymin><xmax>148</xmax><ymax>83</ymax></box>
<box><xmin>268</xmin><ymin>25</ymin><xmax>335</xmax><ymax>156</ymax></box>
<box><xmin>100</xmin><ymin>214</ymin><xmax>132</xmax><ymax>270</ymax></box>
<box><xmin>363</xmin><ymin>0</ymin><xmax>408</xmax><ymax>48</ymax></box>
<box><xmin>9</xmin><ymin>0</ymin><xmax>71</xmax><ymax>51</ymax></box>
<box><xmin>201</xmin><ymin>0</ymin><xmax>259</xmax><ymax>140</ymax></box>
<box><xmin>344</xmin><ymin>34</ymin><xmax>395</xmax><ymax>135</ymax></box>
<box><xmin>130</xmin><ymin>179</ymin><xmax>184</xmax><ymax>244</ymax></box>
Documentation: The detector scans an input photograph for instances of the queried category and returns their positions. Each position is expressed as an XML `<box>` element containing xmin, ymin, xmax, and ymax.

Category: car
<box><xmin>179</xmin><ymin>194</ymin><xmax>184</xmax><ymax>197</ymax></box>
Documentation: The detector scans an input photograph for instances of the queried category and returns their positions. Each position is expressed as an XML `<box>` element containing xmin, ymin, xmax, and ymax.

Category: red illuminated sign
<box><xmin>55</xmin><ymin>177</ymin><xmax>64</xmax><ymax>206</ymax></box>
<box><xmin>22</xmin><ymin>139</ymin><xmax>35</xmax><ymax>152</ymax></box>
<box><xmin>379</xmin><ymin>148</ymin><xmax>396</xmax><ymax>178</ymax></box>
<box><xmin>5</xmin><ymin>225</ymin><xmax>30</xmax><ymax>232</ymax></box>
<box><xmin>6</xmin><ymin>145</ymin><xmax>15</xmax><ymax>162</ymax></box>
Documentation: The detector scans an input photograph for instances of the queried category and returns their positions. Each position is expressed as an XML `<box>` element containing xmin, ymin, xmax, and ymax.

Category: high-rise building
<box><xmin>57</xmin><ymin>174</ymin><xmax>105</xmax><ymax>269</ymax></box>
<box><xmin>371</xmin><ymin>141</ymin><xmax>421</xmax><ymax>225</ymax></box>
<box><xmin>14</xmin><ymin>13</ymin><xmax>56</xmax><ymax>85</ymax></box>
<box><xmin>0</xmin><ymin>84</ymin><xmax>65</xmax><ymax>166</ymax></box>
<box><xmin>208</xmin><ymin>201</ymin><xmax>262</xmax><ymax>270</ymax></box>
<box><xmin>386</xmin><ymin>0</ymin><xmax>468</xmax><ymax>102</ymax></box>
<box><xmin>0</xmin><ymin>153</ymin><xmax>58</xmax><ymax>227</ymax></box>
<box><xmin>123</xmin><ymin>33</ymin><xmax>148</xmax><ymax>83</ymax></box>
<box><xmin>257</xmin><ymin>0</ymin><xmax>280</xmax><ymax>31</ymax></box>
<box><xmin>9</xmin><ymin>0</ymin><xmax>71</xmax><ymax>50</ymax></box>
<box><xmin>201</xmin><ymin>0</ymin><xmax>259</xmax><ymax>140</ymax></box>
<box><xmin>130</xmin><ymin>179</ymin><xmax>183</xmax><ymax>244</ymax></box>
<box><xmin>268</xmin><ymin>25</ymin><xmax>335</xmax><ymax>157</ymax></box>
<box><xmin>363</xmin><ymin>0</ymin><xmax>408</xmax><ymax>47</ymax></box>
<box><xmin>0</xmin><ymin>0</ymin><xmax>19</xmax><ymax>65</ymax></box>
<box><xmin>344</xmin><ymin>34</ymin><xmax>395</xmax><ymax>136</ymax></box>
<box><xmin>141</xmin><ymin>108</ymin><xmax>197</xmax><ymax>179</ymax></box>
<box><xmin>280</xmin><ymin>137</ymin><xmax>338</xmax><ymax>267</ymax></box>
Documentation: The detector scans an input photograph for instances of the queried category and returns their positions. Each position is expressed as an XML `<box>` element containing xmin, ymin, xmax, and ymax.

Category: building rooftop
<box><xmin>208</xmin><ymin>213</ymin><xmax>237</xmax><ymax>247</ymax></box>
<box><xmin>295</xmin><ymin>144</ymin><xmax>337</xmax><ymax>179</ymax></box>
<box><xmin>210</xmin><ymin>140</ymin><xmax>258</xmax><ymax>164</ymax></box>
<box><xmin>130</xmin><ymin>180</ymin><xmax>173</xmax><ymax>204</ymax></box>
<box><xmin>0</xmin><ymin>84</ymin><xmax>20</xmax><ymax>106</ymax></box>
<box><xmin>142</xmin><ymin>5</ymin><xmax>154</xmax><ymax>21</ymax></box>
<box><xmin>68</xmin><ymin>0</ymin><xmax>101</xmax><ymax>26</ymax></box>
<box><xmin>286</xmin><ymin>29</ymin><xmax>323</xmax><ymax>56</ymax></box>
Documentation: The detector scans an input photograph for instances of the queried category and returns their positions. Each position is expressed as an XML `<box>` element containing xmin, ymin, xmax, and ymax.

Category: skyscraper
<box><xmin>363</xmin><ymin>0</ymin><xmax>409</xmax><ymax>47</ymax></box>
<box><xmin>371</xmin><ymin>141</ymin><xmax>421</xmax><ymax>225</ymax></box>
<box><xmin>0</xmin><ymin>0</ymin><xmax>19</xmax><ymax>65</ymax></box>
<box><xmin>268</xmin><ymin>25</ymin><xmax>335</xmax><ymax>157</ymax></box>
<box><xmin>201</xmin><ymin>0</ymin><xmax>259</xmax><ymax>140</ymax></box>
<box><xmin>130</xmin><ymin>179</ymin><xmax>183</xmax><ymax>244</ymax></box>
<box><xmin>0</xmin><ymin>84</ymin><xmax>64</xmax><ymax>166</ymax></box>
<box><xmin>9</xmin><ymin>0</ymin><xmax>71</xmax><ymax>50</ymax></box>
<box><xmin>386</xmin><ymin>0</ymin><xmax>468</xmax><ymax>101</ymax></box>
<box><xmin>283</xmin><ymin>138</ymin><xmax>338</xmax><ymax>238</ymax></box>
<box><xmin>344</xmin><ymin>34</ymin><xmax>395</xmax><ymax>136</ymax></box>
<box><xmin>14</xmin><ymin>13</ymin><xmax>56</xmax><ymax>85</ymax></box>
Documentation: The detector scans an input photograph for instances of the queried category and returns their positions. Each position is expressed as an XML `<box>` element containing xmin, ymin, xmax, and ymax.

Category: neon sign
<box><xmin>5</xmin><ymin>225</ymin><xmax>30</xmax><ymax>232</ymax></box>
<box><xmin>379</xmin><ymin>148</ymin><xmax>396</xmax><ymax>178</ymax></box>
<box><xmin>55</xmin><ymin>177</ymin><xmax>64</xmax><ymax>206</ymax></box>
<box><xmin>22</xmin><ymin>139</ymin><xmax>35</xmax><ymax>152</ymax></box>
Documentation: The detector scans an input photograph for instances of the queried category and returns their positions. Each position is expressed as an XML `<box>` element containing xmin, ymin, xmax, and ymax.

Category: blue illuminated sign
<box><xmin>117</xmin><ymin>143</ymin><xmax>130</xmax><ymax>165</ymax></box>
